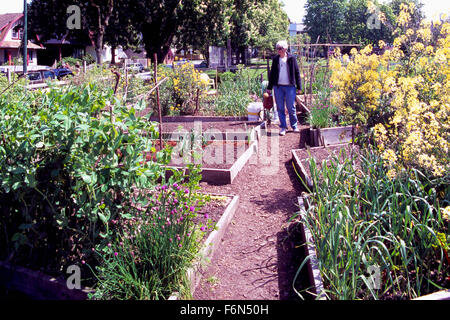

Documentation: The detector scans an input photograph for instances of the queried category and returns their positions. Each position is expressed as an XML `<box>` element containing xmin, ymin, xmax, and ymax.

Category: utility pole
<box><xmin>23</xmin><ymin>0</ymin><xmax>28</xmax><ymax>75</ymax></box>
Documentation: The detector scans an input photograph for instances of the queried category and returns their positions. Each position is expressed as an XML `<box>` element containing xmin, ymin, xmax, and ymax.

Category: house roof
<box><xmin>0</xmin><ymin>13</ymin><xmax>23</xmax><ymax>31</ymax></box>
<box><xmin>0</xmin><ymin>40</ymin><xmax>44</xmax><ymax>50</ymax></box>
<box><xmin>0</xmin><ymin>13</ymin><xmax>44</xmax><ymax>50</ymax></box>
<box><xmin>0</xmin><ymin>13</ymin><xmax>24</xmax><ymax>46</ymax></box>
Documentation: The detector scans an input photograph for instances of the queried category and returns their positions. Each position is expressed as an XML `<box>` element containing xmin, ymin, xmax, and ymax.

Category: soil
<box><xmin>147</xmin><ymin>140</ymin><xmax>251</xmax><ymax>170</ymax></box>
<box><xmin>192</xmin><ymin>121</ymin><xmax>314</xmax><ymax>300</ymax></box>
<box><xmin>145</xmin><ymin>120</ymin><xmax>261</xmax><ymax>169</ymax></box>
<box><xmin>193</xmin><ymin>195</ymin><xmax>233</xmax><ymax>233</ymax></box>
<box><xmin>160</xmin><ymin>120</ymin><xmax>261</xmax><ymax>136</ymax></box>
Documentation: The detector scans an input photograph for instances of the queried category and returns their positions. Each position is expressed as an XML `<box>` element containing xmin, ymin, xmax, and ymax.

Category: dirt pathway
<box><xmin>193</xmin><ymin>125</ymin><xmax>311</xmax><ymax>300</ymax></box>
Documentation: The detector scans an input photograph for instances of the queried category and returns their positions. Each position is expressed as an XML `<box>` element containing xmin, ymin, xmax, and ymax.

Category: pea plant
<box><xmin>0</xmin><ymin>83</ymin><xmax>175</xmax><ymax>278</ymax></box>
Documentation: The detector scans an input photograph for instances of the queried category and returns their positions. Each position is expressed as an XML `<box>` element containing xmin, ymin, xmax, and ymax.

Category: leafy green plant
<box><xmin>307</xmin><ymin>103</ymin><xmax>338</xmax><ymax>129</ymax></box>
<box><xmin>214</xmin><ymin>66</ymin><xmax>262</xmax><ymax>116</ymax></box>
<box><xmin>89</xmin><ymin>173</ymin><xmax>213</xmax><ymax>300</ymax></box>
<box><xmin>82</xmin><ymin>54</ymin><xmax>96</xmax><ymax>66</ymax></box>
<box><xmin>0</xmin><ymin>83</ymin><xmax>175</xmax><ymax>280</ymax></box>
<box><xmin>219</xmin><ymin>71</ymin><xmax>236</xmax><ymax>82</ymax></box>
<box><xmin>306</xmin><ymin>66</ymin><xmax>340</xmax><ymax>128</ymax></box>
<box><xmin>58</xmin><ymin>56</ymin><xmax>82</xmax><ymax>68</ymax></box>
<box><xmin>214</xmin><ymin>80</ymin><xmax>253</xmax><ymax>116</ymax></box>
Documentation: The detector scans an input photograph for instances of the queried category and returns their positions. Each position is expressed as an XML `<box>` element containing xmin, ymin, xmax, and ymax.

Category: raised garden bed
<box><xmin>293</xmin><ymin>144</ymin><xmax>450</xmax><ymax>301</ymax></box>
<box><xmin>169</xmin><ymin>194</ymin><xmax>240</xmax><ymax>300</ymax></box>
<box><xmin>159</xmin><ymin>119</ymin><xmax>261</xmax><ymax>140</ymax></box>
<box><xmin>309</xmin><ymin>125</ymin><xmax>354</xmax><ymax>147</ymax></box>
<box><xmin>148</xmin><ymin>119</ymin><xmax>264</xmax><ymax>184</ymax></box>
<box><xmin>0</xmin><ymin>193</ymin><xmax>239</xmax><ymax>300</ymax></box>
<box><xmin>297</xmin><ymin>193</ymin><xmax>450</xmax><ymax>301</ymax></box>
<box><xmin>291</xmin><ymin>143</ymin><xmax>360</xmax><ymax>190</ymax></box>
<box><xmin>148</xmin><ymin>140</ymin><xmax>251</xmax><ymax>169</ymax></box>
<box><xmin>0</xmin><ymin>260</ymin><xmax>93</xmax><ymax>300</ymax></box>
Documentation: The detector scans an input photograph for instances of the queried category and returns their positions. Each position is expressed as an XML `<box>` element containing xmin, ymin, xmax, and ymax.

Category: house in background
<box><xmin>37</xmin><ymin>37</ymin><xmax>87</xmax><ymax>66</ymax></box>
<box><xmin>0</xmin><ymin>13</ymin><xmax>43</xmax><ymax>66</ymax></box>
<box><xmin>289</xmin><ymin>22</ymin><xmax>305</xmax><ymax>38</ymax></box>
<box><xmin>85</xmin><ymin>45</ymin><xmax>128</xmax><ymax>64</ymax></box>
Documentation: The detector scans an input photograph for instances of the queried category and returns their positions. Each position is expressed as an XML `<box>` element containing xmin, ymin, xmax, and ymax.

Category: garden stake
<box><xmin>111</xmin><ymin>69</ymin><xmax>121</xmax><ymax>122</ymax></box>
<box><xmin>0</xmin><ymin>73</ymin><xmax>26</xmax><ymax>96</ymax></box>
<box><xmin>194</xmin><ymin>88</ymin><xmax>200</xmax><ymax>114</ymax></box>
<box><xmin>124</xmin><ymin>66</ymin><xmax>128</xmax><ymax>101</ymax></box>
<box><xmin>112</xmin><ymin>69</ymin><xmax>121</xmax><ymax>96</ymax></box>
<box><xmin>154</xmin><ymin>53</ymin><xmax>163</xmax><ymax>149</ymax></box>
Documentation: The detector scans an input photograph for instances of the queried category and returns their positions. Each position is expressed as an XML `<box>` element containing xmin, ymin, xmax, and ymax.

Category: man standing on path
<box><xmin>266</xmin><ymin>40</ymin><xmax>302</xmax><ymax>136</ymax></box>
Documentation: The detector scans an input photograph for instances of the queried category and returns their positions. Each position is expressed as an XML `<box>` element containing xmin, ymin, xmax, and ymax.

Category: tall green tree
<box><xmin>389</xmin><ymin>0</ymin><xmax>424</xmax><ymax>28</ymax></box>
<box><xmin>303</xmin><ymin>0</ymin><xmax>423</xmax><ymax>47</ymax></box>
<box><xmin>303</xmin><ymin>0</ymin><xmax>347</xmax><ymax>43</ymax></box>
<box><xmin>104</xmin><ymin>0</ymin><xmax>142</xmax><ymax>64</ymax></box>
<box><xmin>342</xmin><ymin>0</ymin><xmax>395</xmax><ymax>46</ymax></box>
<box><xmin>28</xmin><ymin>0</ymin><xmax>73</xmax><ymax>42</ymax></box>
<box><xmin>133</xmin><ymin>0</ymin><xmax>182</xmax><ymax>63</ymax></box>
<box><xmin>84</xmin><ymin>0</ymin><xmax>115</xmax><ymax>65</ymax></box>
<box><xmin>229</xmin><ymin>0</ymin><xmax>255</xmax><ymax>63</ymax></box>
<box><xmin>175</xmin><ymin>0</ymin><xmax>232</xmax><ymax>61</ymax></box>
<box><xmin>229</xmin><ymin>0</ymin><xmax>289</xmax><ymax>63</ymax></box>
<box><xmin>29</xmin><ymin>0</ymin><xmax>117</xmax><ymax>64</ymax></box>
<box><xmin>174</xmin><ymin>0</ymin><xmax>288</xmax><ymax>64</ymax></box>
<box><xmin>252</xmin><ymin>0</ymin><xmax>290</xmax><ymax>54</ymax></box>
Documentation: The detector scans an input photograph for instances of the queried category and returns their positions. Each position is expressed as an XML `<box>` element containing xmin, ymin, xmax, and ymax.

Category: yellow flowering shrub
<box><xmin>170</xmin><ymin>62</ymin><xmax>208</xmax><ymax>115</ymax></box>
<box><xmin>330</xmin><ymin>3</ymin><xmax>449</xmax><ymax>178</ymax></box>
<box><xmin>150</xmin><ymin>62</ymin><xmax>208</xmax><ymax>116</ymax></box>
<box><xmin>330</xmin><ymin>44</ymin><xmax>397</xmax><ymax>127</ymax></box>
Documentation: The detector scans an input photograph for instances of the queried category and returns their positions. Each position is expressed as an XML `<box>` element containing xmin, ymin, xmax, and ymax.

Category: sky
<box><xmin>0</xmin><ymin>0</ymin><xmax>449</xmax><ymax>22</ymax></box>
<box><xmin>280</xmin><ymin>0</ymin><xmax>450</xmax><ymax>22</ymax></box>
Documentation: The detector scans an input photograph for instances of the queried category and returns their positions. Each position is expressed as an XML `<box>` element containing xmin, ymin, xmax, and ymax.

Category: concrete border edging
<box><xmin>148</xmin><ymin>116</ymin><xmax>250</xmax><ymax>122</ymax></box>
<box><xmin>1</xmin><ymin>194</ymin><xmax>240</xmax><ymax>301</ymax></box>
<box><xmin>297</xmin><ymin>196</ymin><xmax>327</xmax><ymax>300</ymax></box>
<box><xmin>169</xmin><ymin>194</ymin><xmax>240</xmax><ymax>300</ymax></box>
<box><xmin>413</xmin><ymin>290</ymin><xmax>450</xmax><ymax>300</ymax></box>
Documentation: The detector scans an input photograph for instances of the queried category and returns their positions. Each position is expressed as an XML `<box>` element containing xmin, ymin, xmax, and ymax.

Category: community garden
<box><xmin>0</xmin><ymin>2</ymin><xmax>448</xmax><ymax>301</ymax></box>
<box><xmin>0</xmin><ymin>46</ymin><xmax>269</xmax><ymax>299</ymax></box>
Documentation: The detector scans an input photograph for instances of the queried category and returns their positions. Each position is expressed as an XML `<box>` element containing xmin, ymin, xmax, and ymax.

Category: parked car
<box><xmin>26</xmin><ymin>69</ymin><xmax>56</xmax><ymax>84</ymax></box>
<box><xmin>53</xmin><ymin>68</ymin><xmax>74</xmax><ymax>79</ymax></box>
<box><xmin>194</xmin><ymin>60</ymin><xmax>208</xmax><ymax>69</ymax></box>
<box><xmin>163</xmin><ymin>60</ymin><xmax>192</xmax><ymax>69</ymax></box>
<box><xmin>126</xmin><ymin>62</ymin><xmax>145</xmax><ymax>73</ymax></box>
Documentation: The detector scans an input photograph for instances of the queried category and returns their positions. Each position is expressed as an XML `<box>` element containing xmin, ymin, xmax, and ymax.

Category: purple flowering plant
<box><xmin>90</xmin><ymin>165</ymin><xmax>214</xmax><ymax>299</ymax></box>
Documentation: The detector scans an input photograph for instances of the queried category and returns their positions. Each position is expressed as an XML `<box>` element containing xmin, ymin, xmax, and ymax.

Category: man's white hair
<box><xmin>276</xmin><ymin>40</ymin><xmax>288</xmax><ymax>49</ymax></box>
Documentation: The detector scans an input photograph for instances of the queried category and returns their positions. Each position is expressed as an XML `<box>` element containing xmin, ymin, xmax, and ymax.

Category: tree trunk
<box><xmin>202</xmin><ymin>45</ymin><xmax>209</xmax><ymax>65</ymax></box>
<box><xmin>111</xmin><ymin>45</ymin><xmax>116</xmax><ymax>65</ymax></box>
<box><xmin>142</xmin><ymin>23</ymin><xmax>177</xmax><ymax>64</ymax></box>
<box><xmin>95</xmin><ymin>34</ymin><xmax>104</xmax><ymax>65</ymax></box>
<box><xmin>89</xmin><ymin>0</ymin><xmax>114</xmax><ymax>65</ymax></box>
<box><xmin>137</xmin><ymin>1</ymin><xmax>180</xmax><ymax>64</ymax></box>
